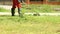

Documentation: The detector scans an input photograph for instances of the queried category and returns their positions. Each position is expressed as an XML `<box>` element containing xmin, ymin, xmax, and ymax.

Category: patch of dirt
<box><xmin>56</xmin><ymin>30</ymin><xmax>60</xmax><ymax>33</ymax></box>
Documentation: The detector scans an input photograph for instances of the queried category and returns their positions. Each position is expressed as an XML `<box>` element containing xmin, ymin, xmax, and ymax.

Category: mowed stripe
<box><xmin>0</xmin><ymin>12</ymin><xmax>60</xmax><ymax>16</ymax></box>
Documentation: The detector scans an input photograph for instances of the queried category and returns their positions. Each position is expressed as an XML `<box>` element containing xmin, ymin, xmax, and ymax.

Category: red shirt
<box><xmin>12</xmin><ymin>0</ymin><xmax>21</xmax><ymax>8</ymax></box>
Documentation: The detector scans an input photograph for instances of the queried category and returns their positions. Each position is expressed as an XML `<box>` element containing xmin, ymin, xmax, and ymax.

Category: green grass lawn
<box><xmin>21</xmin><ymin>4</ymin><xmax>60</xmax><ymax>13</ymax></box>
<box><xmin>0</xmin><ymin>8</ymin><xmax>10</xmax><ymax>12</ymax></box>
<box><xmin>0</xmin><ymin>16</ymin><xmax>60</xmax><ymax>34</ymax></box>
<box><xmin>0</xmin><ymin>4</ymin><xmax>60</xmax><ymax>13</ymax></box>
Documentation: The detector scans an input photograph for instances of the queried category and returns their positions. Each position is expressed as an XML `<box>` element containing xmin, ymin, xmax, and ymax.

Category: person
<box><xmin>11</xmin><ymin>0</ymin><xmax>24</xmax><ymax>16</ymax></box>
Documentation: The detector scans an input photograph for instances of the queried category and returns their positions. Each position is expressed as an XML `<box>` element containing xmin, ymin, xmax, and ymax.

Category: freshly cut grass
<box><xmin>21</xmin><ymin>4</ymin><xmax>60</xmax><ymax>13</ymax></box>
<box><xmin>0</xmin><ymin>8</ymin><xmax>10</xmax><ymax>12</ymax></box>
<box><xmin>0</xmin><ymin>16</ymin><xmax>60</xmax><ymax>34</ymax></box>
<box><xmin>0</xmin><ymin>4</ymin><xmax>60</xmax><ymax>13</ymax></box>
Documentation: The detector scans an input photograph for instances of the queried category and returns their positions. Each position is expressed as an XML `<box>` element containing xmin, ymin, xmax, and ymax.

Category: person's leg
<box><xmin>17</xmin><ymin>4</ymin><xmax>21</xmax><ymax>16</ymax></box>
<box><xmin>18</xmin><ymin>8</ymin><xmax>21</xmax><ymax>16</ymax></box>
<box><xmin>11</xmin><ymin>5</ymin><xmax>16</xmax><ymax>16</ymax></box>
<box><xmin>11</xmin><ymin>8</ymin><xmax>15</xmax><ymax>16</ymax></box>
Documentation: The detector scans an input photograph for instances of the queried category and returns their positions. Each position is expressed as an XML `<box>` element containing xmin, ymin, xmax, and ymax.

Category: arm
<box><xmin>18</xmin><ymin>0</ymin><xmax>24</xmax><ymax>3</ymax></box>
<box><xmin>22</xmin><ymin>0</ymin><xmax>26</xmax><ymax>4</ymax></box>
<box><xmin>18</xmin><ymin>0</ymin><xmax>26</xmax><ymax>4</ymax></box>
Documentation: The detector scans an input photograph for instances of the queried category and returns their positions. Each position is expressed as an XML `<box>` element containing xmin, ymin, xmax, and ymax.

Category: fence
<box><xmin>0</xmin><ymin>0</ymin><xmax>60</xmax><ymax>5</ymax></box>
<box><xmin>0</xmin><ymin>0</ymin><xmax>26</xmax><ymax>5</ymax></box>
<box><xmin>0</xmin><ymin>0</ymin><xmax>12</xmax><ymax>5</ymax></box>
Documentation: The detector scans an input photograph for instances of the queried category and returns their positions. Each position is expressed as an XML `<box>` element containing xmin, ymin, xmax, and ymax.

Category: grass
<box><xmin>0</xmin><ymin>16</ymin><xmax>60</xmax><ymax>34</ymax></box>
<box><xmin>21</xmin><ymin>4</ymin><xmax>60</xmax><ymax>13</ymax></box>
<box><xmin>0</xmin><ymin>8</ymin><xmax>10</xmax><ymax>12</ymax></box>
<box><xmin>0</xmin><ymin>5</ymin><xmax>60</xmax><ymax>34</ymax></box>
<box><xmin>0</xmin><ymin>4</ymin><xmax>60</xmax><ymax>13</ymax></box>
